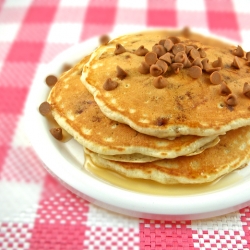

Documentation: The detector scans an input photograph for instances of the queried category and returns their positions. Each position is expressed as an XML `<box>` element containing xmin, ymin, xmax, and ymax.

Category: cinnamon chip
<box><xmin>243</xmin><ymin>82</ymin><xmax>250</xmax><ymax>98</ymax></box>
<box><xmin>201</xmin><ymin>58</ymin><xmax>221</xmax><ymax>73</ymax></box>
<box><xmin>156</xmin><ymin>60</ymin><xmax>168</xmax><ymax>74</ymax></box>
<box><xmin>116</xmin><ymin>66</ymin><xmax>128</xmax><ymax>80</ymax></box>
<box><xmin>246</xmin><ymin>52</ymin><xmax>250</xmax><ymax>61</ymax></box>
<box><xmin>138</xmin><ymin>62</ymin><xmax>150</xmax><ymax>74</ymax></box>
<box><xmin>201</xmin><ymin>58</ymin><xmax>210</xmax><ymax>71</ymax></box>
<box><xmin>145</xmin><ymin>52</ymin><xmax>158</xmax><ymax>65</ymax></box>
<box><xmin>183</xmin><ymin>58</ymin><xmax>192</xmax><ymax>68</ymax></box>
<box><xmin>171</xmin><ymin>63</ymin><xmax>183</xmax><ymax>74</ymax></box>
<box><xmin>114</xmin><ymin>43</ymin><xmax>126</xmax><ymax>55</ymax></box>
<box><xmin>99</xmin><ymin>34</ymin><xmax>110</xmax><ymax>45</ymax></box>
<box><xmin>231</xmin><ymin>56</ymin><xmax>241</xmax><ymax>69</ymax></box>
<box><xmin>103</xmin><ymin>78</ymin><xmax>118</xmax><ymax>91</ymax></box>
<box><xmin>164</xmin><ymin>39</ymin><xmax>174</xmax><ymax>51</ymax></box>
<box><xmin>225</xmin><ymin>94</ymin><xmax>238</xmax><ymax>106</ymax></box>
<box><xmin>45</xmin><ymin>75</ymin><xmax>57</xmax><ymax>86</ymax></box>
<box><xmin>172</xmin><ymin>43</ymin><xmax>186</xmax><ymax>55</ymax></box>
<box><xmin>188</xmin><ymin>66</ymin><xmax>202</xmax><ymax>79</ymax></box>
<box><xmin>182</xmin><ymin>26</ymin><xmax>191</xmax><ymax>37</ymax></box>
<box><xmin>174</xmin><ymin>51</ymin><xmax>186</xmax><ymax>63</ymax></box>
<box><xmin>159</xmin><ymin>52</ymin><xmax>174</xmax><ymax>65</ymax></box>
<box><xmin>246</xmin><ymin>61</ymin><xmax>250</xmax><ymax>67</ymax></box>
<box><xmin>62</xmin><ymin>64</ymin><xmax>72</xmax><ymax>73</ymax></box>
<box><xmin>168</xmin><ymin>36</ymin><xmax>181</xmax><ymax>44</ymax></box>
<box><xmin>152</xmin><ymin>44</ymin><xmax>166</xmax><ymax>57</ymax></box>
<box><xmin>220</xmin><ymin>82</ymin><xmax>231</xmax><ymax>96</ymax></box>
<box><xmin>39</xmin><ymin>102</ymin><xmax>51</xmax><ymax>116</ymax></box>
<box><xmin>212</xmin><ymin>57</ymin><xmax>223</xmax><ymax>68</ymax></box>
<box><xmin>150</xmin><ymin>64</ymin><xmax>163</xmax><ymax>77</ymax></box>
<box><xmin>50</xmin><ymin>128</ymin><xmax>63</xmax><ymax>141</ymax></box>
<box><xmin>159</xmin><ymin>39</ymin><xmax>165</xmax><ymax>46</ymax></box>
<box><xmin>191</xmin><ymin>44</ymin><xmax>198</xmax><ymax>49</ymax></box>
<box><xmin>198</xmin><ymin>48</ymin><xmax>206</xmax><ymax>58</ymax></box>
<box><xmin>153</xmin><ymin>76</ymin><xmax>168</xmax><ymax>89</ymax></box>
<box><xmin>186</xmin><ymin>46</ymin><xmax>194</xmax><ymax>54</ymax></box>
<box><xmin>192</xmin><ymin>58</ymin><xmax>203</xmax><ymax>69</ymax></box>
<box><xmin>232</xmin><ymin>45</ymin><xmax>244</xmax><ymax>57</ymax></box>
<box><xmin>210</xmin><ymin>71</ymin><xmax>222</xmax><ymax>85</ymax></box>
<box><xmin>189</xmin><ymin>48</ymin><xmax>200</xmax><ymax>60</ymax></box>
<box><xmin>206</xmin><ymin>67</ymin><xmax>221</xmax><ymax>73</ymax></box>
<box><xmin>135</xmin><ymin>45</ymin><xmax>149</xmax><ymax>56</ymax></box>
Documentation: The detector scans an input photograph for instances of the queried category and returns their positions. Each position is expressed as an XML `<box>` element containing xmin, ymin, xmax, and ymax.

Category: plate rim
<box><xmin>24</xmin><ymin>28</ymin><xmax>250</xmax><ymax>220</ymax></box>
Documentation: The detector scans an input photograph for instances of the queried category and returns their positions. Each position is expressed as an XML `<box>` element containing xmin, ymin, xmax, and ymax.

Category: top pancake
<box><xmin>47</xmin><ymin>56</ymin><xmax>218</xmax><ymax>159</ymax></box>
<box><xmin>82</xmin><ymin>30</ymin><xmax>250</xmax><ymax>138</ymax></box>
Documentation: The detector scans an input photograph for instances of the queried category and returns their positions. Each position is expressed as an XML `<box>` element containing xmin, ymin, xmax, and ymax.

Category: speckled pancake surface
<box><xmin>48</xmin><ymin>56</ymin><xmax>219</xmax><ymax>160</ymax></box>
<box><xmin>82</xmin><ymin>30</ymin><xmax>250</xmax><ymax>138</ymax></box>
<box><xmin>85</xmin><ymin>126</ymin><xmax>250</xmax><ymax>184</ymax></box>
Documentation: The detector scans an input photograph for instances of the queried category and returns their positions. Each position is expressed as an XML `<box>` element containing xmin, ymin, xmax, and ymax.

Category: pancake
<box><xmin>97</xmin><ymin>136</ymin><xmax>220</xmax><ymax>163</ymax></box>
<box><xmin>82</xmin><ymin>30</ymin><xmax>250</xmax><ymax>138</ymax></box>
<box><xmin>85</xmin><ymin>126</ymin><xmax>250</xmax><ymax>184</ymax></box>
<box><xmin>47</xmin><ymin>56</ymin><xmax>219</xmax><ymax>160</ymax></box>
<box><xmin>95</xmin><ymin>153</ymin><xmax>159</xmax><ymax>163</ymax></box>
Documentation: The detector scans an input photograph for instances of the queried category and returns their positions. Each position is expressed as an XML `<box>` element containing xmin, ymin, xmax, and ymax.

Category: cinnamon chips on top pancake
<box><xmin>82</xmin><ymin>30</ymin><xmax>250</xmax><ymax>138</ymax></box>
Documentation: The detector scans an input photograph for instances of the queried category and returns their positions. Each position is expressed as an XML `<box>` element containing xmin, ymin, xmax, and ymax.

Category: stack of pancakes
<box><xmin>47</xmin><ymin>29</ymin><xmax>250</xmax><ymax>184</ymax></box>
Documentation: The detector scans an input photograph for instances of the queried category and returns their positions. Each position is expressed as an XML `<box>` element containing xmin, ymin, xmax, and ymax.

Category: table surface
<box><xmin>1</xmin><ymin>0</ymin><xmax>250</xmax><ymax>249</ymax></box>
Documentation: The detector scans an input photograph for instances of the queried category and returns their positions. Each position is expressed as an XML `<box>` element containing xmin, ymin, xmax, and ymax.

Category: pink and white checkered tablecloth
<box><xmin>1</xmin><ymin>0</ymin><xmax>250</xmax><ymax>249</ymax></box>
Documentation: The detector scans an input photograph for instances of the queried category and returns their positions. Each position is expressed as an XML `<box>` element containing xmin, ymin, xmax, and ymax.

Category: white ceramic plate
<box><xmin>25</xmin><ymin>29</ymin><xmax>250</xmax><ymax>220</ymax></box>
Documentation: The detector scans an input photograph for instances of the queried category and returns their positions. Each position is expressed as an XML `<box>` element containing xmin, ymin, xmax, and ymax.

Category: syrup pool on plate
<box><xmin>84</xmin><ymin>154</ymin><xmax>243</xmax><ymax>196</ymax></box>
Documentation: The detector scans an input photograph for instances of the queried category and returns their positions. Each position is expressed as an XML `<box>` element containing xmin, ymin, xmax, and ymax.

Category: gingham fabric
<box><xmin>0</xmin><ymin>0</ymin><xmax>250</xmax><ymax>249</ymax></box>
